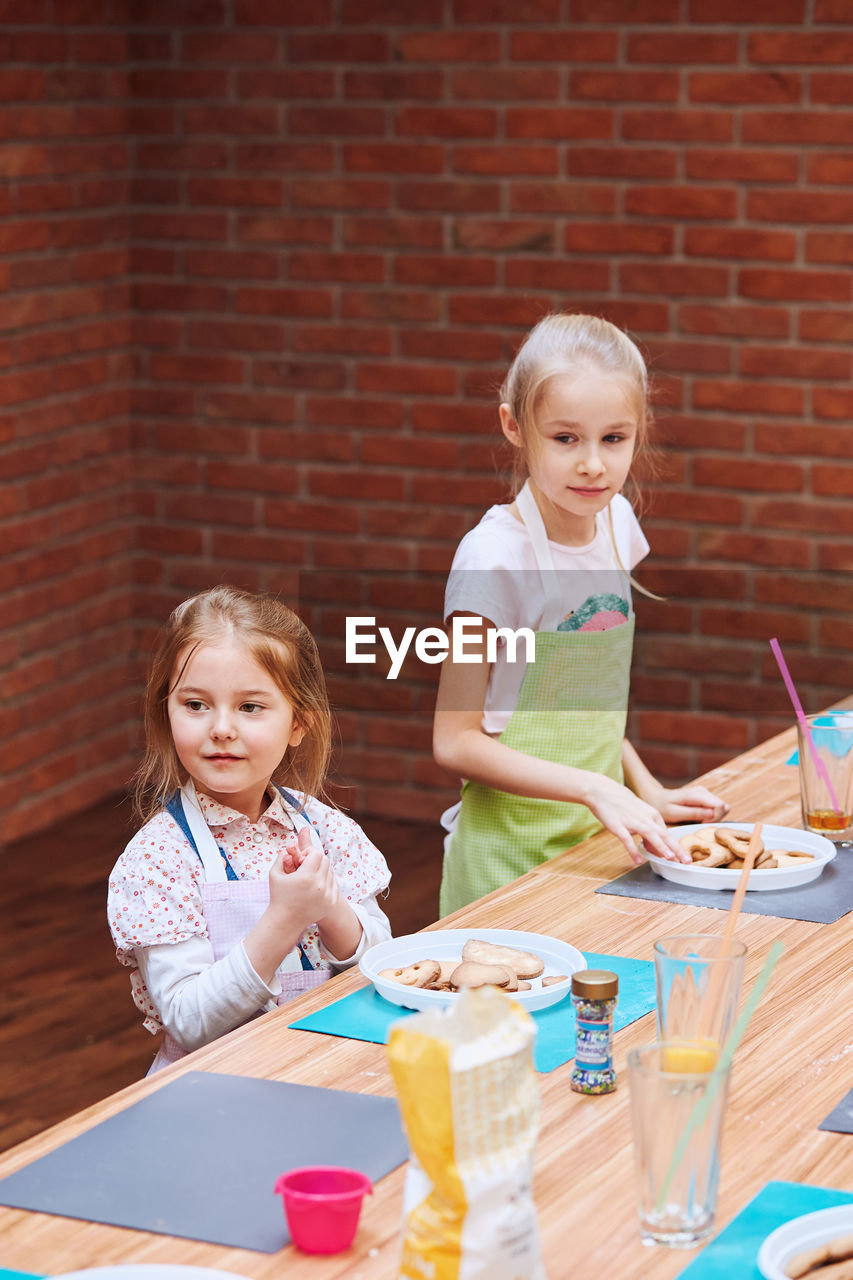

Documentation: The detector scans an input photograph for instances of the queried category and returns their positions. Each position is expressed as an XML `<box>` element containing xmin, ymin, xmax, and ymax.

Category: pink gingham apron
<box><xmin>149</xmin><ymin>786</ymin><xmax>331</xmax><ymax>1074</ymax></box>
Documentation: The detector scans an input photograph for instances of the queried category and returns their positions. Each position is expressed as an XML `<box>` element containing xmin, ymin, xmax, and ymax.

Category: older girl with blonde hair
<box><xmin>434</xmin><ymin>313</ymin><xmax>727</xmax><ymax>914</ymax></box>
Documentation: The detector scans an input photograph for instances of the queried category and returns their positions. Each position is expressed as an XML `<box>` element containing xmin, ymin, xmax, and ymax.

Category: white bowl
<box><xmin>758</xmin><ymin>1204</ymin><xmax>853</xmax><ymax>1279</ymax></box>
<box><xmin>646</xmin><ymin>823</ymin><xmax>835</xmax><ymax>892</ymax></box>
<box><xmin>359</xmin><ymin>928</ymin><xmax>585</xmax><ymax>1012</ymax></box>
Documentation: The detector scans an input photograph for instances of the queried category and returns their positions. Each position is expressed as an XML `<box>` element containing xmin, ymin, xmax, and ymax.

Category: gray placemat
<box><xmin>596</xmin><ymin>849</ymin><xmax>853</xmax><ymax>923</ymax></box>
<box><xmin>819</xmin><ymin>1088</ymin><xmax>853</xmax><ymax>1134</ymax></box>
<box><xmin>0</xmin><ymin>1070</ymin><xmax>409</xmax><ymax>1253</ymax></box>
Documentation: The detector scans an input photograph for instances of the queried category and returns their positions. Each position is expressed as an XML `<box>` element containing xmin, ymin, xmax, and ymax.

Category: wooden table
<box><xmin>2</xmin><ymin>719</ymin><xmax>852</xmax><ymax>1279</ymax></box>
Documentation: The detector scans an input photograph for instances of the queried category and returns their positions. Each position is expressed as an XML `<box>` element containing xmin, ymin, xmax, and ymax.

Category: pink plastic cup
<box><xmin>274</xmin><ymin>1165</ymin><xmax>373</xmax><ymax>1254</ymax></box>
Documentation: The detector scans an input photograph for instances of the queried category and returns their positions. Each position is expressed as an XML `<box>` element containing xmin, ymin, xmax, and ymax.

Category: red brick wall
<box><xmin>3</xmin><ymin>3</ymin><xmax>852</xmax><ymax>841</ymax></box>
<box><xmin>1</xmin><ymin>18</ymin><xmax>136</xmax><ymax>842</ymax></box>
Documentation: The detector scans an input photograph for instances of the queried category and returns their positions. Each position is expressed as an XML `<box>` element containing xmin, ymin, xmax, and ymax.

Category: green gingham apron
<box><xmin>439</xmin><ymin>484</ymin><xmax>635</xmax><ymax>916</ymax></box>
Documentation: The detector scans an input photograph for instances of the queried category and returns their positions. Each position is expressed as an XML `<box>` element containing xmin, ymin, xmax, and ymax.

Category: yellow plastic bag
<box><xmin>387</xmin><ymin>985</ymin><xmax>545</xmax><ymax>1280</ymax></box>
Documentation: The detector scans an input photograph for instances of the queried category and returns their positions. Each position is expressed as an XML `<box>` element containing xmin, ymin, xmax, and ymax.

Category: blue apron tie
<box><xmin>165</xmin><ymin>793</ymin><xmax>239</xmax><ymax>881</ymax></box>
<box><xmin>164</xmin><ymin>791</ymin><xmax>315</xmax><ymax>971</ymax></box>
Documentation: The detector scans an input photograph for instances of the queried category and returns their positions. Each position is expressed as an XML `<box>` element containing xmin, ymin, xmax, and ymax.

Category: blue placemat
<box><xmin>674</xmin><ymin>1180</ymin><xmax>853</xmax><ymax>1279</ymax></box>
<box><xmin>289</xmin><ymin>951</ymin><xmax>656</xmax><ymax>1073</ymax></box>
<box><xmin>0</xmin><ymin>1271</ymin><xmax>44</xmax><ymax>1279</ymax></box>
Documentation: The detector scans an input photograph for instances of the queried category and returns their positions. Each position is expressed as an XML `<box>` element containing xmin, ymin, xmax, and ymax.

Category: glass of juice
<box><xmin>796</xmin><ymin>712</ymin><xmax>853</xmax><ymax>844</ymax></box>
<box><xmin>654</xmin><ymin>933</ymin><xmax>746</xmax><ymax>1052</ymax></box>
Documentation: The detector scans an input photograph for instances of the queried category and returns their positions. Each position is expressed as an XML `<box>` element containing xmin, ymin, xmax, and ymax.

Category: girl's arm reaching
<box><xmin>621</xmin><ymin>740</ymin><xmax>729</xmax><ymax>824</ymax></box>
<box><xmin>433</xmin><ymin>613</ymin><xmax>690</xmax><ymax>865</ymax></box>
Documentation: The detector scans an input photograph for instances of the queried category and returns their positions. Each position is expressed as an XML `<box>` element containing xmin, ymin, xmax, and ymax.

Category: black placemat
<box><xmin>596</xmin><ymin>849</ymin><xmax>853</xmax><ymax>923</ymax></box>
<box><xmin>819</xmin><ymin>1088</ymin><xmax>853</xmax><ymax>1134</ymax></box>
<box><xmin>0</xmin><ymin>1070</ymin><xmax>409</xmax><ymax>1253</ymax></box>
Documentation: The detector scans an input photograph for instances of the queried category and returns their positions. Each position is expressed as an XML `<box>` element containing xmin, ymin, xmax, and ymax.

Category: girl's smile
<box><xmin>501</xmin><ymin>371</ymin><xmax>640</xmax><ymax>545</ymax></box>
<box><xmin>168</xmin><ymin>641</ymin><xmax>305</xmax><ymax>821</ymax></box>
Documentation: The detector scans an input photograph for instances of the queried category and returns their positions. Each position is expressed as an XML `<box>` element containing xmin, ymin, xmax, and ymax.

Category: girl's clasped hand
<box><xmin>434</xmin><ymin>312</ymin><xmax>728</xmax><ymax>913</ymax></box>
<box><xmin>271</xmin><ymin>825</ymin><xmax>344</xmax><ymax>925</ymax></box>
<box><xmin>108</xmin><ymin>587</ymin><xmax>391</xmax><ymax>1074</ymax></box>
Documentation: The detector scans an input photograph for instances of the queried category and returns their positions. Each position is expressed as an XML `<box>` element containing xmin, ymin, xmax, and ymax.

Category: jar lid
<box><xmin>572</xmin><ymin>969</ymin><xmax>618</xmax><ymax>999</ymax></box>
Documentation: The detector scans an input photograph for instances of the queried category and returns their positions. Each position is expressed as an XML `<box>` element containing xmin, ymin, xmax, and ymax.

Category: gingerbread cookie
<box><xmin>715</xmin><ymin>827</ymin><xmax>763</xmax><ymax>858</ymax></box>
<box><xmin>461</xmin><ymin>938</ymin><xmax>546</xmax><ymax>978</ymax></box>
<box><xmin>786</xmin><ymin>1232</ymin><xmax>853</xmax><ymax>1278</ymax></box>
<box><xmin>449</xmin><ymin>961</ymin><xmax>516</xmax><ymax>991</ymax></box>
<box><xmin>378</xmin><ymin>960</ymin><xmax>441</xmax><ymax>988</ymax></box>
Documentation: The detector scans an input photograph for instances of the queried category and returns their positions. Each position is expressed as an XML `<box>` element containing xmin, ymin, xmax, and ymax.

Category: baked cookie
<box><xmin>378</xmin><ymin>960</ymin><xmax>441</xmax><ymax>988</ymax></box>
<box><xmin>785</xmin><ymin>1232</ymin><xmax>853</xmax><ymax>1278</ymax></box>
<box><xmin>772</xmin><ymin>850</ymin><xmax>814</xmax><ymax>867</ymax></box>
<box><xmin>678</xmin><ymin>828</ymin><xmax>732</xmax><ymax>866</ymax></box>
<box><xmin>449</xmin><ymin>960</ymin><xmax>516</xmax><ymax>990</ymax></box>
<box><xmin>715</xmin><ymin>827</ymin><xmax>763</xmax><ymax>858</ymax></box>
<box><xmin>461</xmin><ymin>938</ymin><xmax>545</xmax><ymax>978</ymax></box>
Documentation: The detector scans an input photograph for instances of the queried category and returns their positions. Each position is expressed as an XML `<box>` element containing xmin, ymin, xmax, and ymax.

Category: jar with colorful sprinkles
<box><xmin>570</xmin><ymin>969</ymin><xmax>618</xmax><ymax>1095</ymax></box>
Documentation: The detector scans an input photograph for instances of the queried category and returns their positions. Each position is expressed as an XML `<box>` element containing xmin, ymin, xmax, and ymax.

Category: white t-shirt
<box><xmin>444</xmin><ymin>493</ymin><xmax>649</xmax><ymax>736</ymax></box>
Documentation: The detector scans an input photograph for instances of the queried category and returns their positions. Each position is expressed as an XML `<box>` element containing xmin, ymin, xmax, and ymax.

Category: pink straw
<box><xmin>769</xmin><ymin>637</ymin><xmax>841</xmax><ymax>815</ymax></box>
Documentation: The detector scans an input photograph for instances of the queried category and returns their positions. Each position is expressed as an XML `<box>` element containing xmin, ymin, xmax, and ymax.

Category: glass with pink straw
<box><xmin>770</xmin><ymin>638</ymin><xmax>853</xmax><ymax>843</ymax></box>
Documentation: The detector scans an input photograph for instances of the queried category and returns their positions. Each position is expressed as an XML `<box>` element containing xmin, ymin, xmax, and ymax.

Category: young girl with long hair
<box><xmin>108</xmin><ymin>586</ymin><xmax>391</xmax><ymax>1073</ymax></box>
<box><xmin>434</xmin><ymin>313</ymin><xmax>728</xmax><ymax>914</ymax></box>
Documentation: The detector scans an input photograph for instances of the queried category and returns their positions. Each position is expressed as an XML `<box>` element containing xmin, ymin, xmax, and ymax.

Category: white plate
<box><xmin>359</xmin><ymin>928</ymin><xmax>585</xmax><ymax>1012</ymax></box>
<box><xmin>646</xmin><ymin>822</ymin><xmax>835</xmax><ymax>892</ymax></box>
<box><xmin>758</xmin><ymin>1204</ymin><xmax>853</xmax><ymax>1279</ymax></box>
<box><xmin>55</xmin><ymin>1269</ymin><xmax>252</xmax><ymax>1280</ymax></box>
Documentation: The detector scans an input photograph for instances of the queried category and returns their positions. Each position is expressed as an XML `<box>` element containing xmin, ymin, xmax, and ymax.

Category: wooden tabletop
<box><xmin>2</xmin><ymin>717</ymin><xmax>851</xmax><ymax>1279</ymax></box>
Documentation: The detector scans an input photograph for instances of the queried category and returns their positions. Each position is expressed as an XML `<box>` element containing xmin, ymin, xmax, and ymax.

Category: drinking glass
<box><xmin>628</xmin><ymin>1042</ymin><xmax>731</xmax><ymax>1248</ymax></box>
<box><xmin>797</xmin><ymin>712</ymin><xmax>853</xmax><ymax>844</ymax></box>
<box><xmin>654</xmin><ymin>933</ymin><xmax>746</xmax><ymax>1053</ymax></box>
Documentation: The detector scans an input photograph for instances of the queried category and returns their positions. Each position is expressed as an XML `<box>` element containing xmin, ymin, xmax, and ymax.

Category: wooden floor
<box><xmin>0</xmin><ymin>794</ymin><xmax>444</xmax><ymax>1155</ymax></box>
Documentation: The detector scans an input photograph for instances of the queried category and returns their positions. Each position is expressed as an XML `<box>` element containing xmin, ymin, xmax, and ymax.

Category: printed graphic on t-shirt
<box><xmin>557</xmin><ymin>592</ymin><xmax>630</xmax><ymax>633</ymax></box>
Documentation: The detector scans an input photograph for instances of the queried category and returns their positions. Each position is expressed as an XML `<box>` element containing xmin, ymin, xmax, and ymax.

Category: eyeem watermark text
<box><xmin>346</xmin><ymin>616</ymin><xmax>536</xmax><ymax>680</ymax></box>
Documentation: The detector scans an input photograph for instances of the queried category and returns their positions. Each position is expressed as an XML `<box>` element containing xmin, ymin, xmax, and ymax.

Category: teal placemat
<box><xmin>0</xmin><ymin>1271</ymin><xmax>44</xmax><ymax>1278</ymax></box>
<box><xmin>289</xmin><ymin>951</ymin><xmax>655</xmax><ymax>1073</ymax></box>
<box><xmin>674</xmin><ymin>1179</ymin><xmax>853</xmax><ymax>1279</ymax></box>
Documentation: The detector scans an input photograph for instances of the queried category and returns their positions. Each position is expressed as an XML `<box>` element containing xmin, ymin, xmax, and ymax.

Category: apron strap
<box><xmin>168</xmin><ymin>783</ymin><xmax>317</xmax><ymax>969</ymax></box>
<box><xmin>516</xmin><ymin>480</ymin><xmax>567</xmax><ymax>622</ymax></box>
<box><xmin>274</xmin><ymin>784</ymin><xmax>324</xmax><ymax>851</ymax></box>
<box><xmin>516</xmin><ymin>480</ymin><xmax>556</xmax><ymax>575</ymax></box>
<box><xmin>167</xmin><ymin>783</ymin><xmax>234</xmax><ymax>883</ymax></box>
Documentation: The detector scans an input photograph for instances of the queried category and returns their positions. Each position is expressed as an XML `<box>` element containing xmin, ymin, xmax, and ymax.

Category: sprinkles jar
<box><xmin>570</xmin><ymin>969</ymin><xmax>618</xmax><ymax>1095</ymax></box>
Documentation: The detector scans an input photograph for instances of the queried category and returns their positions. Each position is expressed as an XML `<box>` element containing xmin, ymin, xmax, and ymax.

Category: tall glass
<box><xmin>797</xmin><ymin>712</ymin><xmax>853</xmax><ymax>844</ymax></box>
<box><xmin>654</xmin><ymin>934</ymin><xmax>746</xmax><ymax>1053</ymax></box>
<box><xmin>628</xmin><ymin>1042</ymin><xmax>731</xmax><ymax>1248</ymax></box>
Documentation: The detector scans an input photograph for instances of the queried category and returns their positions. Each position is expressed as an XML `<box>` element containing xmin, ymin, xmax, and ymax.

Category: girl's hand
<box><xmin>279</xmin><ymin>825</ymin><xmax>313</xmax><ymax>874</ymax></box>
<box><xmin>584</xmin><ymin>776</ymin><xmax>692</xmax><ymax>865</ymax></box>
<box><xmin>651</xmin><ymin>784</ymin><xmax>730</xmax><ymax>826</ymax></box>
<box><xmin>268</xmin><ymin>842</ymin><xmax>340</xmax><ymax>926</ymax></box>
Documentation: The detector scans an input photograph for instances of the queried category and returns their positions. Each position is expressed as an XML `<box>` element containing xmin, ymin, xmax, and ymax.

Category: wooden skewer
<box><xmin>696</xmin><ymin>823</ymin><xmax>764</xmax><ymax>1047</ymax></box>
<box><xmin>721</xmin><ymin>822</ymin><xmax>764</xmax><ymax>956</ymax></box>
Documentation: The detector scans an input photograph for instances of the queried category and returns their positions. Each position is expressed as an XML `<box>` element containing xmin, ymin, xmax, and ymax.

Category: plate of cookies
<box><xmin>359</xmin><ymin>928</ymin><xmax>585</xmax><ymax>1012</ymax></box>
<box><xmin>757</xmin><ymin>1205</ymin><xmax>853</xmax><ymax>1278</ymax></box>
<box><xmin>646</xmin><ymin>822</ymin><xmax>835</xmax><ymax>892</ymax></box>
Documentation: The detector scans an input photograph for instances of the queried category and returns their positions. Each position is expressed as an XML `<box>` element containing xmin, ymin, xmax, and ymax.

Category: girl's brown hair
<box><xmin>133</xmin><ymin>586</ymin><xmax>332</xmax><ymax>824</ymax></box>
<box><xmin>500</xmin><ymin>311</ymin><xmax>654</xmax><ymax>505</ymax></box>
